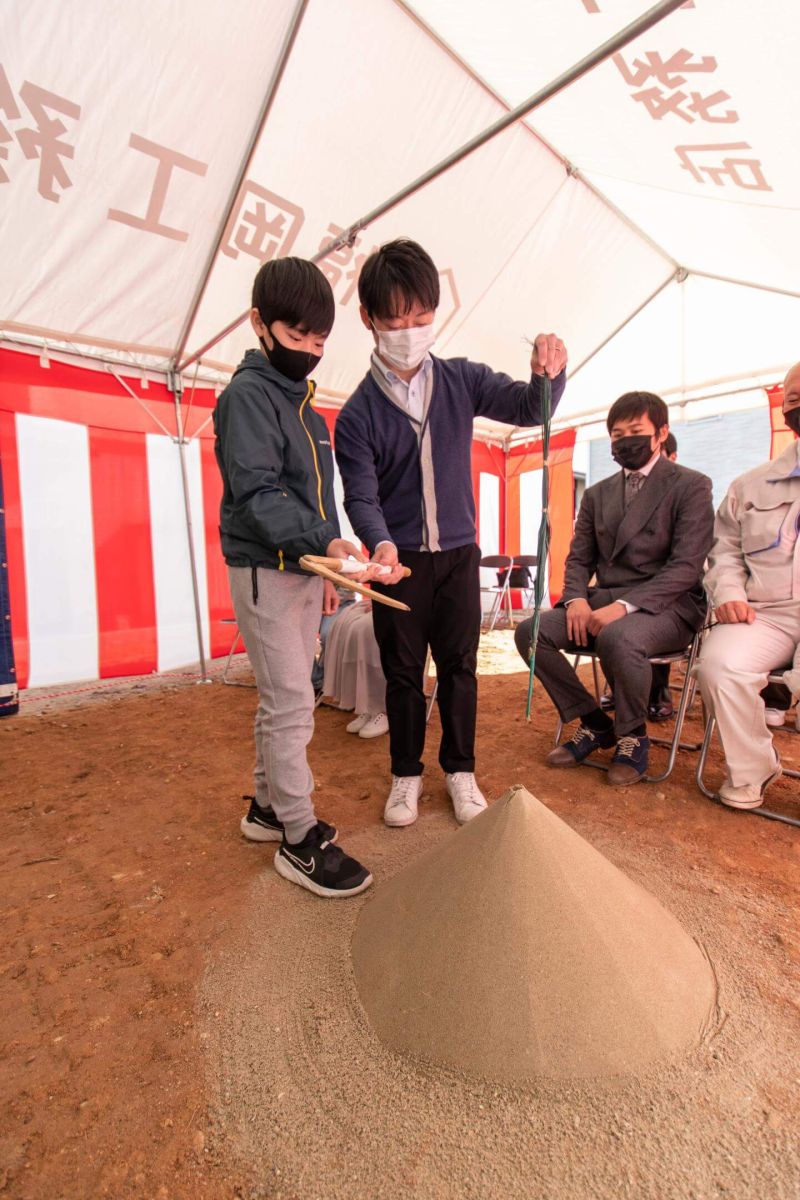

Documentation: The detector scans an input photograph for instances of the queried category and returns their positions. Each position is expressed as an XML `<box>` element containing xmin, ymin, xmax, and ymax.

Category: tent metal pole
<box><xmin>177</xmin><ymin>0</ymin><xmax>688</xmax><ymax>374</ymax></box>
<box><xmin>105</xmin><ymin>364</ymin><xmax>176</xmax><ymax>439</ymax></box>
<box><xmin>171</xmin><ymin>0</ymin><xmax>311</xmax><ymax>371</ymax></box>
<box><xmin>567</xmin><ymin>270</ymin><xmax>679</xmax><ymax>380</ymax></box>
<box><xmin>169</xmin><ymin>371</ymin><xmax>211</xmax><ymax>683</ymax></box>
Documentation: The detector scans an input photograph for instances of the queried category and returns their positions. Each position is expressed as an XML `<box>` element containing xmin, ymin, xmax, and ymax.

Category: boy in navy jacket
<box><xmin>334</xmin><ymin>239</ymin><xmax>567</xmax><ymax>827</ymax></box>
<box><xmin>214</xmin><ymin>258</ymin><xmax>379</xmax><ymax>898</ymax></box>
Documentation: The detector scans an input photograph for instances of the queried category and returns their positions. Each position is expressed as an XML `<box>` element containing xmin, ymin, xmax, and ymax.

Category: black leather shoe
<box><xmin>647</xmin><ymin>685</ymin><xmax>674</xmax><ymax>723</ymax></box>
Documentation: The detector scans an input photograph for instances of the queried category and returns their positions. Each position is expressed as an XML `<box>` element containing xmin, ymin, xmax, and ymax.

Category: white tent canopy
<box><xmin>2</xmin><ymin>0</ymin><xmax>798</xmax><ymax>440</ymax></box>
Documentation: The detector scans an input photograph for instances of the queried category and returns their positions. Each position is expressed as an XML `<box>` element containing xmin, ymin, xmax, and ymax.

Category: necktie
<box><xmin>625</xmin><ymin>471</ymin><xmax>644</xmax><ymax>507</ymax></box>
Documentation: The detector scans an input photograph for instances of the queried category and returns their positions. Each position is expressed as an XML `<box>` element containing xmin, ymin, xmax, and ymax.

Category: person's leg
<box><xmin>229</xmin><ymin>566</ymin><xmax>322</xmax><ymax>845</ymax></box>
<box><xmin>596</xmin><ymin>610</ymin><xmax>694</xmax><ymax>738</ymax></box>
<box><xmin>515</xmin><ymin>600</ymin><xmax>607</xmax><ymax>725</ymax></box>
<box><xmin>371</xmin><ymin>552</ymin><xmax>434</xmax><ymax>777</ymax></box>
<box><xmin>593</xmin><ymin>611</ymin><xmax>695</xmax><ymax>784</ymax></box>
<box><xmin>427</xmin><ymin>544</ymin><xmax>481</xmax><ymax>774</ymax></box>
<box><xmin>695</xmin><ymin>616</ymin><xmax>796</xmax><ymax>788</ymax></box>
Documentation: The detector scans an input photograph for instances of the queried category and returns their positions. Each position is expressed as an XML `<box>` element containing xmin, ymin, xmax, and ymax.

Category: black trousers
<box><xmin>371</xmin><ymin>543</ymin><xmax>481</xmax><ymax>777</ymax></box>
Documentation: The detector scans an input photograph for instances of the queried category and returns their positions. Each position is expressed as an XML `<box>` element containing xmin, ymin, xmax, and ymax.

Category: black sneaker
<box><xmin>274</xmin><ymin>824</ymin><xmax>372</xmax><ymax>898</ymax></box>
<box><xmin>240</xmin><ymin>797</ymin><xmax>337</xmax><ymax>845</ymax></box>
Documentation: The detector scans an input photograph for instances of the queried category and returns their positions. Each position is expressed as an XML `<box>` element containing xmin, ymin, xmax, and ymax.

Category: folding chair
<box><xmin>552</xmin><ymin>631</ymin><xmax>703</xmax><ymax>783</ymax></box>
<box><xmin>695</xmin><ymin>668</ymin><xmax>800</xmax><ymax>828</ymax></box>
<box><xmin>479</xmin><ymin>554</ymin><xmax>514</xmax><ymax>631</ymax></box>
<box><xmin>509</xmin><ymin>554</ymin><xmax>538</xmax><ymax>618</ymax></box>
<box><xmin>220</xmin><ymin>618</ymin><xmax>256</xmax><ymax>688</ymax></box>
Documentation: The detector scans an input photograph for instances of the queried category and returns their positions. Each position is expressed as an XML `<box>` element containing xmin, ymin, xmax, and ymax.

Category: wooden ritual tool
<box><xmin>299</xmin><ymin>555</ymin><xmax>412</xmax><ymax>611</ymax></box>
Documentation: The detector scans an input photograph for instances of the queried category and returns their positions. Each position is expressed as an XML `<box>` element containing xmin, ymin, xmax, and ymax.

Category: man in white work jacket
<box><xmin>696</xmin><ymin>361</ymin><xmax>800</xmax><ymax>809</ymax></box>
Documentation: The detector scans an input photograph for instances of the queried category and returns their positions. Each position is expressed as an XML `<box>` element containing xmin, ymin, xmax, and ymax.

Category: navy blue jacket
<box><xmin>213</xmin><ymin>350</ymin><xmax>339</xmax><ymax>572</ymax></box>
<box><xmin>334</xmin><ymin>356</ymin><xmax>565</xmax><ymax>553</ymax></box>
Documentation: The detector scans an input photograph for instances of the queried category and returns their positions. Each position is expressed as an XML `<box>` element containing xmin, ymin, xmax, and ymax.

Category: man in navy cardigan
<box><xmin>334</xmin><ymin>239</ymin><xmax>567</xmax><ymax>828</ymax></box>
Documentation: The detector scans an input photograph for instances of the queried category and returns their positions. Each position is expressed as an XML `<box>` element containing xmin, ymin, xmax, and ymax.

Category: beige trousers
<box><xmin>695</xmin><ymin>600</ymin><xmax>800</xmax><ymax>786</ymax></box>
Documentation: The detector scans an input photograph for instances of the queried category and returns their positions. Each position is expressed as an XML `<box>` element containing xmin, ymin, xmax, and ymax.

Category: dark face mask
<box><xmin>611</xmin><ymin>434</ymin><xmax>655</xmax><ymax>471</ymax></box>
<box><xmin>784</xmin><ymin>407</ymin><xmax>800</xmax><ymax>437</ymax></box>
<box><xmin>260</xmin><ymin>327</ymin><xmax>321</xmax><ymax>383</ymax></box>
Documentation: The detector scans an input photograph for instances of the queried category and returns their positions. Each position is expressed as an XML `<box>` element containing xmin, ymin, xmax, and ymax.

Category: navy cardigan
<box><xmin>334</xmin><ymin>355</ymin><xmax>565</xmax><ymax>553</ymax></box>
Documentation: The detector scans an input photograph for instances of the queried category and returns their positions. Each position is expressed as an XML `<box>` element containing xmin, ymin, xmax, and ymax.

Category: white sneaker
<box><xmin>445</xmin><ymin>772</ymin><xmax>488</xmax><ymax>824</ymax></box>
<box><xmin>384</xmin><ymin>776</ymin><xmax>422</xmax><ymax>827</ymax></box>
<box><xmin>346</xmin><ymin>713</ymin><xmax>369</xmax><ymax>734</ymax></box>
<box><xmin>719</xmin><ymin>757</ymin><xmax>782</xmax><ymax>810</ymax></box>
<box><xmin>764</xmin><ymin>707</ymin><xmax>786</xmax><ymax>727</ymax></box>
<box><xmin>358</xmin><ymin>712</ymin><xmax>389</xmax><ymax>739</ymax></box>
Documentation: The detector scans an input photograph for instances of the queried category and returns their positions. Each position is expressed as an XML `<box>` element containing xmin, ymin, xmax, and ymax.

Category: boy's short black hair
<box><xmin>606</xmin><ymin>390</ymin><xmax>669</xmax><ymax>434</ymax></box>
<box><xmin>358</xmin><ymin>238</ymin><xmax>440</xmax><ymax>319</ymax></box>
<box><xmin>663</xmin><ymin>431</ymin><xmax>678</xmax><ymax>457</ymax></box>
<box><xmin>251</xmin><ymin>257</ymin><xmax>335</xmax><ymax>335</ymax></box>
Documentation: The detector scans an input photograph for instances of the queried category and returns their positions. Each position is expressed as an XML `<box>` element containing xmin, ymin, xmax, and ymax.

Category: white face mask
<box><xmin>374</xmin><ymin>322</ymin><xmax>436</xmax><ymax>372</ymax></box>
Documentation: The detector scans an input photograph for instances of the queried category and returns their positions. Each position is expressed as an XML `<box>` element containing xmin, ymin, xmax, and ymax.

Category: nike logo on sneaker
<box><xmin>283</xmin><ymin>849</ymin><xmax>315</xmax><ymax>875</ymax></box>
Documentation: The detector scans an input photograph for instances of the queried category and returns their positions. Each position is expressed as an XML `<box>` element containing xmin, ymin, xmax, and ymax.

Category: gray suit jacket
<box><xmin>561</xmin><ymin>457</ymin><xmax>713</xmax><ymax>630</ymax></box>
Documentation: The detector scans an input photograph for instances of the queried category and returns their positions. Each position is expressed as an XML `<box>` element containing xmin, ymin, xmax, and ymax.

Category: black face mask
<box><xmin>611</xmin><ymin>434</ymin><xmax>655</xmax><ymax>471</ymax></box>
<box><xmin>259</xmin><ymin>328</ymin><xmax>320</xmax><ymax>383</ymax></box>
<box><xmin>784</xmin><ymin>408</ymin><xmax>800</xmax><ymax>437</ymax></box>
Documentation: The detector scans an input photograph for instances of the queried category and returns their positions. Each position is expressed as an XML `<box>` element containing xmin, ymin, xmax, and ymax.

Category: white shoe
<box><xmin>764</xmin><ymin>707</ymin><xmax>786</xmax><ymax>727</ymax></box>
<box><xmin>346</xmin><ymin>713</ymin><xmax>369</xmax><ymax>734</ymax></box>
<box><xmin>384</xmin><ymin>776</ymin><xmax>422</xmax><ymax>827</ymax></box>
<box><xmin>445</xmin><ymin>772</ymin><xmax>488</xmax><ymax>824</ymax></box>
<box><xmin>358</xmin><ymin>712</ymin><xmax>389</xmax><ymax>739</ymax></box>
<box><xmin>719</xmin><ymin>757</ymin><xmax>782</xmax><ymax>810</ymax></box>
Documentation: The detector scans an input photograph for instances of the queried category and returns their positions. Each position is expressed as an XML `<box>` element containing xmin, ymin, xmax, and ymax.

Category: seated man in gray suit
<box><xmin>515</xmin><ymin>391</ymin><xmax>713</xmax><ymax>785</ymax></box>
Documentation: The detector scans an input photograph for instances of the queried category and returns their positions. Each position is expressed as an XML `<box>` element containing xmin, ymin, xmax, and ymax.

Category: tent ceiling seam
<box><xmin>393</xmin><ymin>0</ymin><xmax>678</xmax><ymax>273</ymax></box>
<box><xmin>170</xmin><ymin>0</ymin><xmax>312</xmax><ymax>370</ymax></box>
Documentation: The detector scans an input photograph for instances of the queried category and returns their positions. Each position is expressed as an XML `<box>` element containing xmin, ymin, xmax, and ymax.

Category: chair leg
<box><xmin>222</xmin><ymin>628</ymin><xmax>256</xmax><ymax>688</ymax></box>
<box><xmin>647</xmin><ymin>637</ymin><xmax>702</xmax><ymax>782</ymax></box>
<box><xmin>696</xmin><ymin>709</ymin><xmax>800</xmax><ymax>826</ymax></box>
<box><xmin>426</xmin><ymin>679</ymin><xmax>438</xmax><ymax>723</ymax></box>
<box><xmin>221</xmin><ymin>630</ymin><xmax>241</xmax><ymax>685</ymax></box>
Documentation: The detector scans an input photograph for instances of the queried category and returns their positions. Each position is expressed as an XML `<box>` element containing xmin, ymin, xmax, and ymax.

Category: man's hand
<box><xmin>586</xmin><ymin>602</ymin><xmax>627</xmax><ymax>637</ymax></box>
<box><xmin>322</xmin><ymin>580</ymin><xmax>339</xmax><ymax>615</ymax></box>
<box><xmin>530</xmin><ymin>332</ymin><xmax>568</xmax><ymax>378</ymax></box>
<box><xmin>565</xmin><ymin>598</ymin><xmax>593</xmax><ymax>647</ymax></box>
<box><xmin>371</xmin><ymin>541</ymin><xmax>406</xmax><ymax>586</ymax></box>
<box><xmin>325</xmin><ymin>538</ymin><xmax>378</xmax><ymax>583</ymax></box>
<box><xmin>714</xmin><ymin>600</ymin><xmax>756</xmax><ymax>625</ymax></box>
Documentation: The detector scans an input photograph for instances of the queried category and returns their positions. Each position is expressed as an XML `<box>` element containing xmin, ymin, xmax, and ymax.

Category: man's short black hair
<box><xmin>358</xmin><ymin>238</ymin><xmax>440</xmax><ymax>319</ymax></box>
<box><xmin>606</xmin><ymin>390</ymin><xmax>669</xmax><ymax>434</ymax></box>
<box><xmin>663</xmin><ymin>431</ymin><xmax>678</xmax><ymax>457</ymax></box>
<box><xmin>251</xmin><ymin>257</ymin><xmax>335</xmax><ymax>335</ymax></box>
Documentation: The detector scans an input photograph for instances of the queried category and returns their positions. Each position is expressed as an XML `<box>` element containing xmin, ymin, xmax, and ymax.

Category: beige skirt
<box><xmin>323</xmin><ymin>602</ymin><xmax>386</xmax><ymax>715</ymax></box>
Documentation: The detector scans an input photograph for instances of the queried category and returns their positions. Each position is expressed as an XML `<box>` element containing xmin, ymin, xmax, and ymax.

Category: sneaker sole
<box><xmin>273</xmin><ymin>852</ymin><xmax>372</xmax><ymax>898</ymax></box>
<box><xmin>452</xmin><ymin>803</ymin><xmax>487</xmax><ymax>825</ymax></box>
<box><xmin>720</xmin><ymin>764</ymin><xmax>782</xmax><ymax>810</ymax></box>
<box><xmin>240</xmin><ymin>817</ymin><xmax>281</xmax><ymax>842</ymax></box>
<box><xmin>359</xmin><ymin>728</ymin><xmax>389</xmax><ymax>739</ymax></box>
<box><xmin>384</xmin><ymin>807</ymin><xmax>418</xmax><ymax>827</ymax></box>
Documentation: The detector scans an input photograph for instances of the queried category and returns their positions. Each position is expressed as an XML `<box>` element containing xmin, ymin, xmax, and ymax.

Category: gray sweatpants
<box><xmin>228</xmin><ymin>566</ymin><xmax>323</xmax><ymax>844</ymax></box>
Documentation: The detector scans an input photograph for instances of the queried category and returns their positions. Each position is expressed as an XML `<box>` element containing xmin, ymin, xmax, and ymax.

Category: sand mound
<box><xmin>351</xmin><ymin>786</ymin><xmax>718</xmax><ymax>1081</ymax></box>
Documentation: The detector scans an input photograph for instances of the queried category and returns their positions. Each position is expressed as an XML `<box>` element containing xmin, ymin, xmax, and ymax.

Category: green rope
<box><xmin>525</xmin><ymin>371</ymin><xmax>552</xmax><ymax>721</ymax></box>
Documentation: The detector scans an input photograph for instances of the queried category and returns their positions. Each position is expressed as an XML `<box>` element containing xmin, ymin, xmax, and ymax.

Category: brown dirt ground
<box><xmin>1</xmin><ymin>634</ymin><xmax>799</xmax><ymax>1199</ymax></box>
